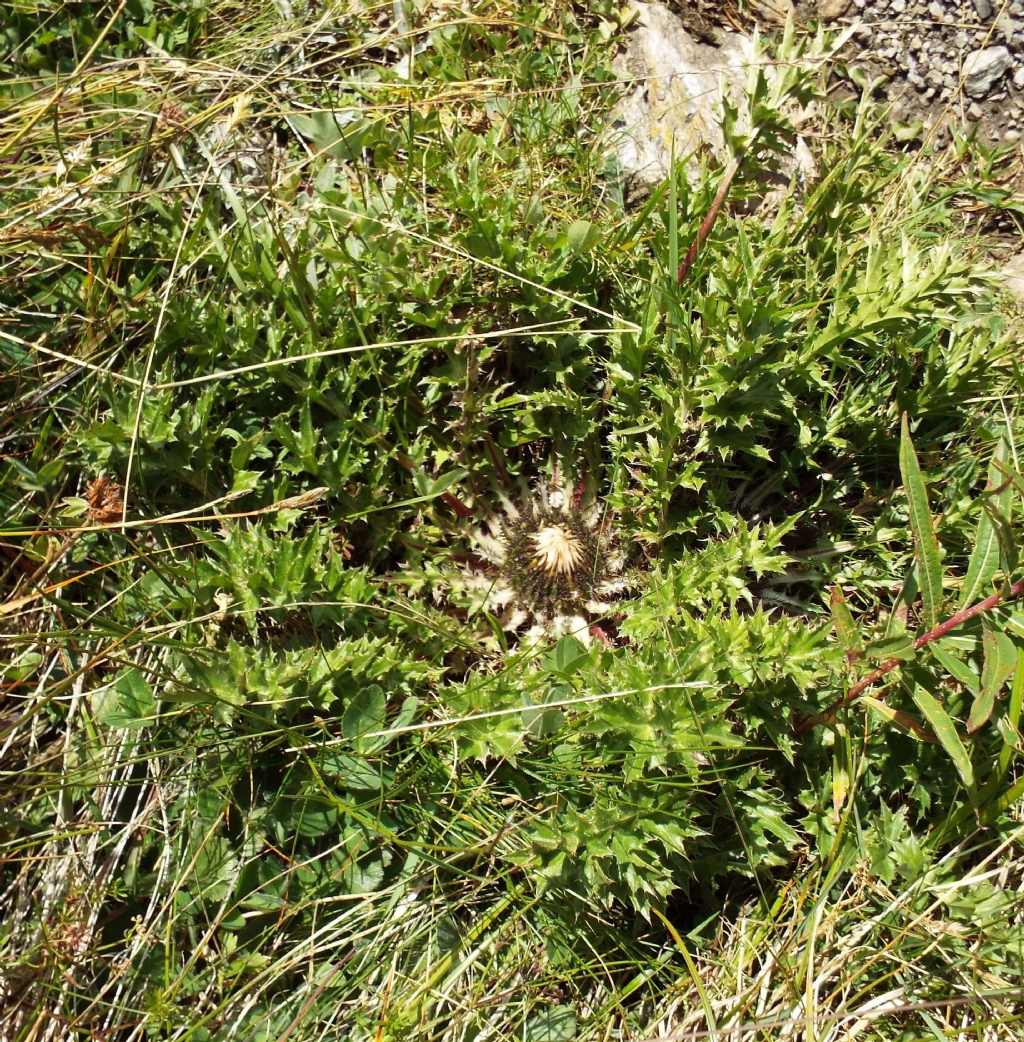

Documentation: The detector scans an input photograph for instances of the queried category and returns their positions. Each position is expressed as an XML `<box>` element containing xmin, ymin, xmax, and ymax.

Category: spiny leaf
<box><xmin>899</xmin><ymin>414</ymin><xmax>944</xmax><ymax>632</ymax></box>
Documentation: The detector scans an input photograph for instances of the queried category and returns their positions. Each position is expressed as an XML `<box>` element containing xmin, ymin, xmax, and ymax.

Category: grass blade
<box><xmin>899</xmin><ymin>414</ymin><xmax>944</xmax><ymax>632</ymax></box>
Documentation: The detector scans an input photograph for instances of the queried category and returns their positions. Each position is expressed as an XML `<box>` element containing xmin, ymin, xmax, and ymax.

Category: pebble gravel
<box><xmin>816</xmin><ymin>0</ymin><xmax>1024</xmax><ymax>145</ymax></box>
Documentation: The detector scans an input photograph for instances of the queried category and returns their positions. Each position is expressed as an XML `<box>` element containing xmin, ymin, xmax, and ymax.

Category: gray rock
<box><xmin>1001</xmin><ymin>253</ymin><xmax>1024</xmax><ymax>302</ymax></box>
<box><xmin>973</xmin><ymin>0</ymin><xmax>993</xmax><ymax>18</ymax></box>
<box><xmin>891</xmin><ymin>0</ymin><xmax>907</xmax><ymax>12</ymax></box>
<box><xmin>968</xmin><ymin>101</ymin><xmax>984</xmax><ymax>119</ymax></box>
<box><xmin>610</xmin><ymin>4</ymin><xmax>753</xmax><ymax>185</ymax></box>
<box><xmin>817</xmin><ymin>0</ymin><xmax>851</xmax><ymax>18</ymax></box>
<box><xmin>747</xmin><ymin>0</ymin><xmax>795</xmax><ymax>24</ymax></box>
<box><xmin>1004</xmin><ymin>128</ymin><xmax>1022</xmax><ymax>142</ymax></box>
<box><xmin>927</xmin><ymin>0</ymin><xmax>944</xmax><ymax>18</ymax></box>
<box><xmin>962</xmin><ymin>45</ymin><xmax>1012</xmax><ymax>97</ymax></box>
<box><xmin>1014</xmin><ymin>66</ymin><xmax>1024</xmax><ymax>89</ymax></box>
<box><xmin>995</xmin><ymin>15</ymin><xmax>1022</xmax><ymax>41</ymax></box>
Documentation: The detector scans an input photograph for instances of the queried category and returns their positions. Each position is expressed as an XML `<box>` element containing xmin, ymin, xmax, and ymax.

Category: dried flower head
<box><xmin>158</xmin><ymin>100</ymin><xmax>187</xmax><ymax>133</ymax></box>
<box><xmin>454</xmin><ymin>467</ymin><xmax>627</xmax><ymax>647</ymax></box>
<box><xmin>85</xmin><ymin>476</ymin><xmax>124</xmax><ymax>524</ymax></box>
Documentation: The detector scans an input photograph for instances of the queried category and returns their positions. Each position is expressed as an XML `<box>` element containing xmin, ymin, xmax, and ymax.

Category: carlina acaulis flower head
<box><xmin>454</xmin><ymin>463</ymin><xmax>628</xmax><ymax>647</ymax></box>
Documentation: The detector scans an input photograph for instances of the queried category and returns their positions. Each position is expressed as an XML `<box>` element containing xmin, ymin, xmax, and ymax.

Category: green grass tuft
<box><xmin>3</xmin><ymin>2</ymin><xmax>1024</xmax><ymax>1039</ymax></box>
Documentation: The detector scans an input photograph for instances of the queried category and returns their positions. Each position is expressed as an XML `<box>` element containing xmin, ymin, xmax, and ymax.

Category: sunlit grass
<box><xmin>2</xmin><ymin>1</ymin><xmax>1024</xmax><ymax>1040</ymax></box>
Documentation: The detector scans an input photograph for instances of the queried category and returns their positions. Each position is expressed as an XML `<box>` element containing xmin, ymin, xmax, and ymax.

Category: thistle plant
<box><xmin>4</xmin><ymin>4</ymin><xmax>1024</xmax><ymax>1041</ymax></box>
<box><xmin>451</xmin><ymin>466</ymin><xmax>628</xmax><ymax>648</ymax></box>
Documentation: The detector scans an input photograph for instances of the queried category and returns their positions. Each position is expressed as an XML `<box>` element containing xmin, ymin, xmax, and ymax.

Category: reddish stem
<box><xmin>589</xmin><ymin>623</ymin><xmax>614</xmax><ymax>647</ymax></box>
<box><xmin>797</xmin><ymin>577</ymin><xmax>1024</xmax><ymax>734</ymax></box>
<box><xmin>395</xmin><ymin>448</ymin><xmax>474</xmax><ymax>520</ymax></box>
<box><xmin>483</xmin><ymin>433</ymin><xmax>512</xmax><ymax>489</ymax></box>
<box><xmin>572</xmin><ymin>474</ymin><xmax>587</xmax><ymax>511</ymax></box>
<box><xmin>441</xmin><ymin>491</ymin><xmax>474</xmax><ymax>520</ymax></box>
<box><xmin>676</xmin><ymin>156</ymin><xmax>742</xmax><ymax>284</ymax></box>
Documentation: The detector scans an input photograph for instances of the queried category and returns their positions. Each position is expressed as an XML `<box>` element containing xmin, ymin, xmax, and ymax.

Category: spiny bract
<box><xmin>454</xmin><ymin>468</ymin><xmax>628</xmax><ymax>648</ymax></box>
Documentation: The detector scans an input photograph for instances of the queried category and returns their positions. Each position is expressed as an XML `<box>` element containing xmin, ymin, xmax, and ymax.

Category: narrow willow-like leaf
<box><xmin>908</xmin><ymin>679</ymin><xmax>973</xmax><ymax>789</ymax></box>
<box><xmin>864</xmin><ymin>633</ymin><xmax>915</xmax><ymax>661</ymax></box>
<box><xmin>885</xmin><ymin>563</ymin><xmax>917</xmax><ymax>638</ymax></box>
<box><xmin>830</xmin><ymin>586</ymin><xmax>863</xmax><ymax>659</ymax></box>
<box><xmin>981</xmin><ymin>499</ymin><xmax>1018</xmax><ymax>580</ymax></box>
<box><xmin>861</xmin><ymin>696</ymin><xmax>931</xmax><ymax>742</ymax></box>
<box><xmin>983</xmin><ymin>773</ymin><xmax>1024</xmax><ymax>824</ymax></box>
<box><xmin>968</xmin><ymin>624</ymin><xmax>1018</xmax><ymax>733</ymax></box>
<box><xmin>832</xmin><ymin>722</ymin><xmax>851</xmax><ymax>818</ymax></box>
<box><xmin>960</xmin><ymin>434</ymin><xmax>1011</xmax><ymax>608</ymax></box>
<box><xmin>899</xmin><ymin>414</ymin><xmax>943</xmax><ymax>631</ymax></box>
<box><xmin>993</xmin><ymin>457</ymin><xmax>1024</xmax><ymax>498</ymax></box>
<box><xmin>652</xmin><ymin>908</ymin><xmax>717</xmax><ymax>1035</ymax></box>
<box><xmin>996</xmin><ymin>656</ymin><xmax>1024</xmax><ymax>782</ymax></box>
<box><xmin>929</xmin><ymin>639</ymin><xmax>980</xmax><ymax>697</ymax></box>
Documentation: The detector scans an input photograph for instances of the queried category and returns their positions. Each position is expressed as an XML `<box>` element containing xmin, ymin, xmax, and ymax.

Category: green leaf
<box><xmin>291</xmin><ymin>798</ymin><xmax>338</xmax><ymax>838</ymax></box>
<box><xmin>320</xmin><ymin>751</ymin><xmax>386</xmax><ymax>793</ymax></box>
<box><xmin>907</xmin><ymin>677</ymin><xmax>973</xmax><ymax>789</ymax></box>
<box><xmin>545</xmin><ymin>635</ymin><xmax>588</xmax><ymax>677</ymax></box>
<box><xmin>929</xmin><ymin>639</ymin><xmax>980</xmax><ymax>696</ymax></box>
<box><xmin>899</xmin><ymin>414</ymin><xmax>944</xmax><ymax>631</ymax></box>
<box><xmin>289</xmin><ymin>110</ymin><xmax>383</xmax><ymax>161</ymax></box>
<box><xmin>564</xmin><ymin>219</ymin><xmax>599</xmax><ymax>256</ymax></box>
<box><xmin>830</xmin><ymin>586</ymin><xmax>863</xmax><ymax>658</ymax></box>
<box><xmin>343</xmin><ymin>685</ymin><xmax>387</xmax><ymax>742</ymax></box>
<box><xmin>523</xmin><ymin>1006</ymin><xmax>577</xmax><ymax>1042</ymax></box>
<box><xmin>94</xmin><ymin>668</ymin><xmax>156</xmax><ymax>730</ymax></box>
<box><xmin>412</xmin><ymin>467</ymin><xmax>470</xmax><ymax>498</ymax></box>
<box><xmin>997</xmin><ymin>655</ymin><xmax>1024</xmax><ymax>782</ymax></box>
<box><xmin>960</xmin><ymin>433</ymin><xmax>1012</xmax><ymax>608</ymax></box>
<box><xmin>968</xmin><ymin>625</ymin><xmax>1017</xmax><ymax>733</ymax></box>
<box><xmin>373</xmin><ymin>695</ymin><xmax>419</xmax><ymax>751</ymax></box>
<box><xmin>861</xmin><ymin>696</ymin><xmax>932</xmax><ymax>742</ymax></box>
<box><xmin>863</xmin><ymin>634</ymin><xmax>915</xmax><ymax>661</ymax></box>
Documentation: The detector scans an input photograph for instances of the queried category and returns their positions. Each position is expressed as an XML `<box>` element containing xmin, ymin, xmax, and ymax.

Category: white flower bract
<box><xmin>452</xmin><ymin>469</ymin><xmax>627</xmax><ymax>648</ymax></box>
